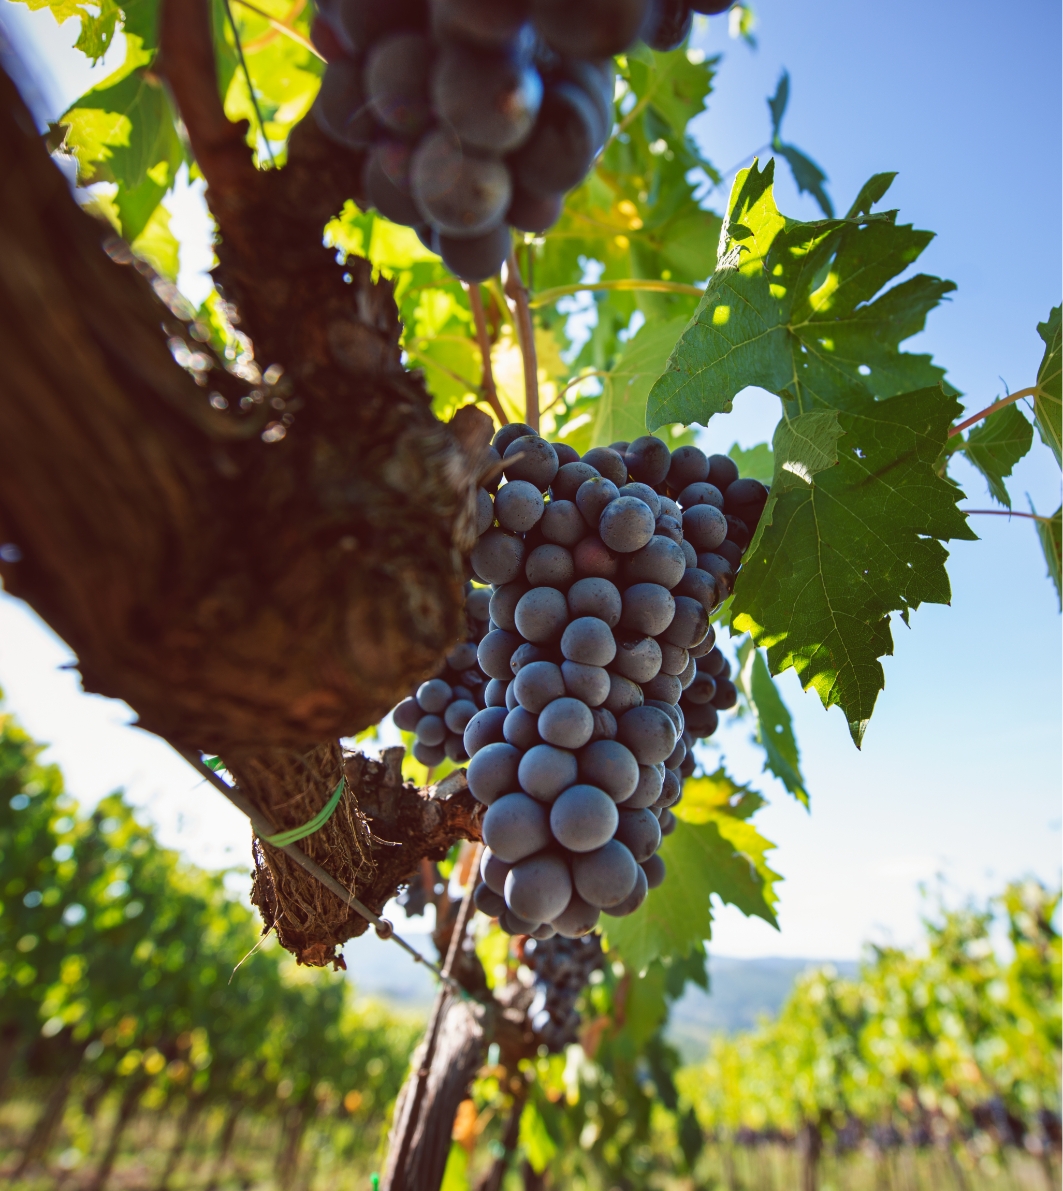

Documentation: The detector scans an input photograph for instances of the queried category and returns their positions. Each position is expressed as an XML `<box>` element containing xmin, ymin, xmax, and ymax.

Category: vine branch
<box><xmin>961</xmin><ymin>508</ymin><xmax>1054</xmax><ymax>523</ymax></box>
<box><xmin>504</xmin><ymin>249</ymin><xmax>539</xmax><ymax>432</ymax></box>
<box><xmin>464</xmin><ymin>283</ymin><xmax>508</xmax><ymax>426</ymax></box>
<box><xmin>948</xmin><ymin>387</ymin><xmax>1038</xmax><ymax>438</ymax></box>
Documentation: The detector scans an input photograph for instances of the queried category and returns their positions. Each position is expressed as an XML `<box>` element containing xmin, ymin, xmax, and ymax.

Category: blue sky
<box><xmin>0</xmin><ymin>0</ymin><xmax>1059</xmax><ymax>959</ymax></box>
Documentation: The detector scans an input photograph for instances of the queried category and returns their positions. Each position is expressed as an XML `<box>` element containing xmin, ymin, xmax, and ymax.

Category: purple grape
<box><xmin>417</xmin><ymin>678</ymin><xmax>453</xmax><ymax>713</ymax></box>
<box><xmin>532</xmin><ymin>0</ymin><xmax>650</xmax><ymax>60</ymax></box>
<box><xmin>445</xmin><ymin>699</ymin><xmax>479</xmax><ymax>733</ymax></box>
<box><xmin>673</xmin><ymin>566</ymin><xmax>717</xmax><ymax>614</ymax></box>
<box><xmin>667</xmin><ymin>444</ymin><xmax>708</xmax><ymax>491</ymax></box>
<box><xmin>641</xmin><ymin>853</ymin><xmax>666</xmax><ymax>889</ymax></box>
<box><xmin>577</xmin><ymin>739</ymin><xmax>639</xmax><ymax>803</ymax></box>
<box><xmin>551</xmin><ymin>461</ymin><xmax>600</xmax><ymax>502</ymax></box>
<box><xmin>364</xmin><ymin>140</ymin><xmax>423</xmax><ymax>226</ymax></box>
<box><xmin>575</xmin><ymin>476</ymin><xmax>620</xmax><ymax>527</ymax></box>
<box><xmin>463</xmin><ymin>705</ymin><xmax>509</xmax><ymax>755</ymax></box>
<box><xmin>412</xmin><ymin>130</ymin><xmax>512</xmax><ymax>237</ymax></box>
<box><xmin>682</xmin><ymin>503</ymin><xmax>728</xmax><ymax>552</ymax></box>
<box><xmin>505</xmin><ymin>851</ymin><xmax>573</xmax><ymax>922</ymax></box>
<box><xmin>526</xmin><ymin>543</ymin><xmax>575</xmax><ymax>588</ymax></box>
<box><xmin>707</xmin><ymin>453</ymin><xmax>739</xmax><ymax>489</ymax></box>
<box><xmin>518</xmin><ymin>743</ymin><xmax>578</xmax><ymax>801</ymax></box>
<box><xmin>658</xmin><ymin>641</ymin><xmax>689</xmax><ymax>676</ymax></box>
<box><xmin>393</xmin><ymin>696</ymin><xmax>422</xmax><ymax>732</ymax></box>
<box><xmin>625</xmin><ymin>435</ymin><xmax>671</xmax><ymax>486</ymax></box>
<box><xmin>598</xmin><ymin>496</ymin><xmax>656</xmax><ymax>553</ymax></box>
<box><xmin>624</xmin><ymin>763</ymin><xmax>664</xmax><ymax>808</ymax></box>
<box><xmin>432</xmin><ymin>39</ymin><xmax>543</xmax><ymax>153</ymax></box>
<box><xmin>622</xmin><ymin>537</ymin><xmax>686</xmax><ymax>590</ymax></box>
<box><xmin>494</xmin><ymin>422</ymin><xmax>535</xmax><ymax>454</ymax></box>
<box><xmin>477</xmin><ymin>628</ymin><xmax>521</xmax><ymax>679</ymax></box>
<box><xmin>503</xmin><ymin>435</ymin><xmax>560</xmax><ymax>491</ymax></box>
<box><xmin>551</xmin><ymin>892</ymin><xmax>600</xmax><ymax>938</ymax></box>
<box><xmin>601</xmin><ymin>864</ymin><xmax>648</xmax><ymax>917</ymax></box>
<box><xmin>512</xmin><ymin>660</ymin><xmax>565</xmax><ymax>712</ymax></box>
<box><xmin>610</xmin><ymin>632</ymin><xmax>662</xmax><ymax>683</ymax></box>
<box><xmin>474</xmin><ymin>881</ymin><xmax>507</xmax><ymax>917</ymax></box>
<box><xmin>483</xmin><ymin>792</ymin><xmax>551</xmax><ymax>862</ymax></box>
<box><xmin>617</xmin><ymin>481</ymin><xmax>661</xmax><ymax>516</ymax></box>
<box><xmin>571</xmin><ymin>839</ymin><xmax>639</xmax><ymax>907</ymax></box>
<box><xmin>504</xmin><ymin>706</ymin><xmax>541</xmax><ymax>749</ymax></box>
<box><xmin>494</xmin><ymin>479</ymin><xmax>545</xmax><ymax>533</ymax></box>
<box><xmin>481</xmin><ymin>846</ymin><xmax>514</xmax><ymax>894</ymax></box>
<box><xmin>561</xmin><ymin>660</ymin><xmax>610</xmax><ymax>706</ymax></box>
<box><xmin>508</xmin><ymin>186</ymin><xmax>565</xmax><ymax>233</ymax></box>
<box><xmin>512</xmin><ymin>81</ymin><xmax>601</xmax><ymax>194</ymax></box>
<box><xmin>366</xmin><ymin>32</ymin><xmax>433</xmax><ymax>136</ymax></box>
<box><xmin>437</xmin><ymin>224</ymin><xmax>513</xmax><ymax>283</ymax></box>
<box><xmin>538</xmin><ymin>696</ymin><xmax>594</xmax><ymax>749</ymax></box>
<box><xmin>541</xmin><ymin>500</ymin><xmax>587</xmax><ymax>547</ymax></box>
<box><xmin>514</xmin><ymin>587</ymin><xmax>569</xmax><ymax>642</ymax></box>
<box><xmin>560</xmin><ymin>616</ymin><xmax>616</xmax><ymax>667</ymax></box>
<box><xmin>581</xmin><ymin>447</ymin><xmax>627</xmax><ymax>486</ymax></box>
<box><xmin>489</xmin><ymin>581</ymin><xmax>529</xmax><ymax>632</ymax></box>
<box><xmin>603</xmin><ymin>672</ymin><xmax>644</xmax><ymax>715</ymax></box>
<box><xmin>549</xmin><ymin>784</ymin><xmax>619</xmax><ymax>851</ymax></box>
<box><xmin>471</xmin><ymin>528</ymin><xmax>525</xmax><ymax>584</ymax></box>
<box><xmin>566</xmin><ymin>577</ymin><xmax>622</xmax><ymax>626</ymax></box>
<box><xmin>313</xmin><ymin>60</ymin><xmax>375</xmax><ymax>149</ymax></box>
<box><xmin>641</xmin><ymin>671</ymin><xmax>681</xmax><ymax>704</ymax></box>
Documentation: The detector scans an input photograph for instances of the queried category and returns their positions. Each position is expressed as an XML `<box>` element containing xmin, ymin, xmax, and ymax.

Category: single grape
<box><xmin>474</xmin><ymin>881</ymin><xmax>507</xmax><ymax>917</ymax></box>
<box><xmin>610</xmin><ymin>632</ymin><xmax>662</xmax><ymax>684</ymax></box>
<box><xmin>415</xmin><ymin>714</ymin><xmax>447</xmax><ymax>746</ymax></box>
<box><xmin>363</xmin><ymin>140</ymin><xmax>423</xmax><ymax>227</ymax></box>
<box><xmin>471</xmin><ymin>528</ymin><xmax>525</xmax><ymax>584</ymax></box>
<box><xmin>603</xmin><ymin>672</ymin><xmax>644</xmax><ymax>715</ymax></box>
<box><xmin>483</xmin><ymin>792</ymin><xmax>551</xmax><ymax>862</ymax></box>
<box><xmin>477</xmin><ymin>628</ymin><xmax>520</xmax><ymax>679</ymax></box>
<box><xmin>550</xmin><ymin>461</ymin><xmax>599</xmax><ymax>503</ymax></box>
<box><xmin>589</xmin><ymin>706</ymin><xmax>617</xmax><ymax>742</ymax></box>
<box><xmin>412</xmin><ymin>130</ymin><xmax>512</xmax><ymax>237</ymax></box>
<box><xmin>571</xmin><ymin>839</ymin><xmax>639</xmax><ymax>907</ymax></box>
<box><xmin>678</xmin><ymin>655</ymin><xmax>696</xmax><ymax>689</ymax></box>
<box><xmin>653</xmin><ymin>514</ymin><xmax>683</xmax><ymax>545</ymax></box>
<box><xmin>666</xmin><ymin>444</ymin><xmax>708</xmax><ymax>491</ymax></box>
<box><xmin>700</xmin><ymin>646</ymin><xmax>727</xmax><ymax>676</ymax></box>
<box><xmin>598</xmin><ymin>496</ymin><xmax>656</xmax><ymax>553</ymax></box>
<box><xmin>561</xmin><ymin>660</ymin><xmax>610</xmax><ymax>707</ymax></box>
<box><xmin>581</xmin><ymin>446</ymin><xmax>627</xmax><ymax>486</ymax></box>
<box><xmin>538</xmin><ymin>697</ymin><xmax>594</xmax><ymax>749</ymax></box>
<box><xmin>575</xmin><ymin>476</ymin><xmax>620</xmax><ymax>527</ymax></box>
<box><xmin>503</xmin><ymin>435</ymin><xmax>560</xmax><ymax>490</ymax></box>
<box><xmin>485</xmin><ymin>678</ymin><xmax>510</xmax><ymax>707</ymax></box>
<box><xmin>658</xmin><ymin>641</ymin><xmax>689</xmax><ymax>676</ymax></box>
<box><xmin>499</xmin><ymin>907</ymin><xmax>542</xmax><ymax>935</ymax></box>
<box><xmin>623</xmin><ymin>435</ymin><xmax>670</xmax><ymax>486</ymax></box>
<box><xmin>417</xmin><ymin>678</ymin><xmax>453</xmax><ymax>713</ymax></box>
<box><xmin>679</xmin><ymin>751</ymin><xmax>696</xmax><ymax>778</ymax></box>
<box><xmin>566</xmin><ymin>577</ymin><xmax>622</xmax><ymax>627</ymax></box>
<box><xmin>494</xmin><ymin>479</ymin><xmax>545</xmax><ymax>533</ymax></box>
<box><xmin>715</xmin><ymin>539</ymin><xmax>742</xmax><ymax>571</ymax></box>
<box><xmin>723</xmin><ymin>478</ymin><xmax>769</xmax><ymax>528</ymax></box>
<box><xmin>550</xmin><ymin>442</ymin><xmax>581</xmax><ymax>466</ymax></box>
<box><xmin>489</xmin><ymin>580</ymin><xmax>529</xmax><ymax>633</ymax></box>
<box><xmin>512</xmin><ymin>660</ymin><xmax>565</xmax><ymax>712</ymax></box>
<box><xmin>677</xmin><ymin>481</ymin><xmax>724</xmax><ymax>510</ymax></box>
<box><xmin>512</xmin><ymin>81</ymin><xmax>601</xmax><ymax>194</ymax></box>
<box><xmin>444</xmin><ymin>699</ymin><xmax>479</xmax><ymax>734</ymax></box>
<box><xmin>658</xmin><ymin>494</ymin><xmax>681</xmax><ymax>519</ymax></box>
<box><xmin>514</xmin><ymin>587</ymin><xmax>569</xmax><ymax>642</ymax></box>
<box><xmin>393</xmin><ymin>696</ymin><xmax>422</xmax><ymax>732</ymax></box>
<box><xmin>641</xmin><ymin>671</ymin><xmax>681</xmax><ymax>704</ymax></box>
<box><xmin>601</xmin><ymin>864</ymin><xmax>648</xmax><ymax>917</ymax></box>
<box><xmin>541</xmin><ymin>500</ymin><xmax>586</xmax><ymax>547</ymax></box>
<box><xmin>437</xmin><ymin>223</ymin><xmax>512</xmax><ymax>282</ymax></box>
<box><xmin>526</xmin><ymin>543</ymin><xmax>575</xmax><ymax>588</ymax></box>
<box><xmin>577</xmin><ymin>739</ymin><xmax>639</xmax><ymax>803</ymax></box>
<box><xmin>640</xmin><ymin>854</ymin><xmax>666</xmax><ymax>892</ymax></box>
<box><xmin>313</xmin><ymin>60</ymin><xmax>376</xmax><ymax>150</ymax></box>
<box><xmin>680</xmin><ymin>700</ymin><xmax>718</xmax><ymax>737</ymax></box>
<box><xmin>504</xmin><ymin>706</ymin><xmax>541</xmax><ymax>749</ymax></box>
<box><xmin>696</xmin><ymin>552</ymin><xmax>734</xmax><ymax>599</ymax></box>
<box><xmin>643</xmin><ymin>0</ymin><xmax>692</xmax><ymax>51</ymax></box>
<box><xmin>481</xmin><ymin>845</ymin><xmax>514</xmax><ymax>894</ymax></box>
<box><xmin>620</xmin><ymin>584</ymin><xmax>678</xmax><ymax>639</ymax></box>
<box><xmin>445</xmin><ymin>733</ymin><xmax>469</xmax><ymax>762</ymax></box>
<box><xmin>551</xmin><ymin>892</ymin><xmax>600</xmax><ymax>938</ymax></box>
<box><xmin>557</xmin><ymin>58</ymin><xmax>614</xmax><ymax>145</ymax></box>
<box><xmin>572</xmin><ymin>535</ymin><xmax>620</xmax><ymax>579</ymax></box>
<box><xmin>624</xmin><ymin>762</ymin><xmax>664</xmax><ymax>808</ymax></box>
<box><xmin>473</xmin><ymin>488</ymin><xmax>495</xmax><ymax>538</ymax></box>
<box><xmin>707</xmin><ymin>452</ymin><xmax>740</xmax><ymax>490</ymax></box>
<box><xmin>645</xmin><ymin>698</ymin><xmax>683</xmax><ymax>736</ymax></box>
<box><xmin>494</xmin><ymin>422</ymin><xmax>535</xmax><ymax>454</ymax></box>
<box><xmin>673</xmin><ymin>566</ymin><xmax>717</xmax><ymax>614</ymax></box>
<box><xmin>560</xmin><ymin>616</ymin><xmax>616</xmax><ymax>667</ymax></box>
<box><xmin>658</xmin><ymin>761</ymin><xmax>683</xmax><ymax>801</ymax></box>
<box><xmin>413</xmin><ymin>740</ymin><xmax>446</xmax><ymax>766</ymax></box>
<box><xmin>447</xmin><ymin>641</ymin><xmax>479</xmax><ymax>671</ymax></box>
<box><xmin>617</xmin><ymin>481</ymin><xmax>661</xmax><ymax>517</ymax></box>
<box><xmin>505</xmin><ymin>680</ymin><xmax>520</xmax><ymax>710</ymax></box>
<box><xmin>463</xmin><ymin>705</ymin><xmax>509</xmax><ymax>755</ymax></box>
<box><xmin>529</xmin><ymin>922</ymin><xmax>556</xmax><ymax>939</ymax></box>
<box><xmin>680</xmin><ymin>539</ymin><xmax>698</xmax><ymax>569</ymax></box>
<box><xmin>510</xmin><ymin>642</ymin><xmax>548</xmax><ymax>674</ymax></box>
<box><xmin>711</xmin><ymin>677</ymin><xmax>738</xmax><ymax>710</ymax></box>
<box><xmin>724</xmin><ymin>514</ymin><xmax>751</xmax><ymax>552</ymax></box>
<box><xmin>518</xmin><ymin>743</ymin><xmax>578</xmax><ymax>801</ymax></box>
<box><xmin>366</xmin><ymin>32</ymin><xmax>433</xmax><ymax>136</ymax></box>
<box><xmin>532</xmin><ymin>0</ymin><xmax>650</xmax><ymax>59</ymax></box>
<box><xmin>660</xmin><ymin>594</ymin><xmax>709</xmax><ymax>649</ymax></box>
<box><xmin>617</xmin><ymin>706</ymin><xmax>677</xmax><ymax>766</ymax></box>
<box><xmin>549</xmin><ymin>784</ymin><xmax>619</xmax><ymax>851</ymax></box>
<box><xmin>505</xmin><ymin>851</ymin><xmax>573</xmax><ymax>922</ymax></box>
<box><xmin>480</xmin><ymin>445</ymin><xmax>503</xmax><ymax>492</ymax></box>
<box><xmin>659</xmin><ymin>808</ymin><xmax>677</xmax><ymax>835</ymax></box>
<box><xmin>431</xmin><ymin>0</ymin><xmax>529</xmax><ymax>46</ymax></box>
<box><xmin>466</xmin><ymin>738</ymin><xmax>521</xmax><ymax>805</ymax></box>
<box><xmin>682</xmin><ymin>503</ymin><xmax>728</xmax><ymax>552</ymax></box>
<box><xmin>432</xmin><ymin>39</ymin><xmax>542</xmax><ymax>153</ymax></box>
<box><xmin>622</xmin><ymin>537</ymin><xmax>686</xmax><ymax>590</ymax></box>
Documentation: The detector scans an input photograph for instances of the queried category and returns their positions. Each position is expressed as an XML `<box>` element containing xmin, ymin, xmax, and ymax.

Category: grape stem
<box><xmin>961</xmin><ymin>508</ymin><xmax>1054</xmax><ymax>523</ymax></box>
<box><xmin>538</xmin><ymin>370</ymin><xmax>611</xmax><ymax>420</ymax></box>
<box><xmin>464</xmin><ymin>283</ymin><xmax>508</xmax><ymax>426</ymax></box>
<box><xmin>948</xmin><ymin>387</ymin><xmax>1038</xmax><ymax>437</ymax></box>
<box><xmin>504</xmin><ymin>248</ymin><xmax>539</xmax><ymax>432</ymax></box>
<box><xmin>231</xmin><ymin>0</ymin><xmax>324</xmax><ymax>60</ymax></box>
<box><xmin>530</xmin><ymin>278</ymin><xmax>704</xmax><ymax>307</ymax></box>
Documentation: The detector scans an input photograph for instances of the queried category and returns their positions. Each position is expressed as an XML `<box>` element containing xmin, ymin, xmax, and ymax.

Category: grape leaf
<box><xmin>603</xmin><ymin>768</ymin><xmax>778</xmax><ymax>973</ymax></box>
<box><xmin>736</xmin><ymin>640</ymin><xmax>809</xmax><ymax>806</ymax></box>
<box><xmin>1033</xmin><ymin>503</ymin><xmax>1062</xmax><ymax>609</ymax></box>
<box><xmin>733</xmin><ymin>392</ymin><xmax>975</xmax><ymax>744</ymax></box>
<box><xmin>767</xmin><ymin>71</ymin><xmax>833</xmax><ymax>218</ymax></box>
<box><xmin>1034</xmin><ymin>305</ymin><xmax>1061</xmax><ymax>467</ymax></box>
<box><xmin>728</xmin><ymin>442</ymin><xmax>774</xmax><ymax>485</ymax></box>
<box><xmin>961</xmin><ymin>404</ymin><xmax>1034</xmax><ymax>508</ymax></box>
<box><xmin>519</xmin><ymin>1101</ymin><xmax>558</xmax><ymax>1175</ymax></box>
<box><xmin>646</xmin><ymin>160</ymin><xmax>955</xmax><ymax>430</ymax></box>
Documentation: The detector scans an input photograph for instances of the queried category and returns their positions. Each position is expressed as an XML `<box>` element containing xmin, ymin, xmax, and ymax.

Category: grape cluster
<box><xmin>310</xmin><ymin>0</ymin><xmax>734</xmax><ymax>281</ymax></box>
<box><xmin>522</xmin><ymin>932</ymin><xmax>605</xmax><ymax>1051</ymax></box>
<box><xmin>392</xmin><ymin>585</ymin><xmax>492</xmax><ymax>766</ymax></box>
<box><xmin>464</xmin><ymin>425</ymin><xmax>768</xmax><ymax>939</ymax></box>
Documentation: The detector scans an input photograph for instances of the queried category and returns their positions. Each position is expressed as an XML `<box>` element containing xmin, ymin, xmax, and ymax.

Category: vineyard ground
<box><xmin>1</xmin><ymin>1093</ymin><xmax>1057</xmax><ymax>1191</ymax></box>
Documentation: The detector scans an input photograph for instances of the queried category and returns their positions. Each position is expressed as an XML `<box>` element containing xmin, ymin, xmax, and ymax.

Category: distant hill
<box><xmin>344</xmin><ymin>933</ymin><xmax>859</xmax><ymax>1062</ymax></box>
<box><xmin>667</xmin><ymin>955</ymin><xmax>859</xmax><ymax>1061</ymax></box>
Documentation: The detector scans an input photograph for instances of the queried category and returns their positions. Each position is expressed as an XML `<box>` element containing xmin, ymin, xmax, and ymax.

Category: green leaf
<box><xmin>737</xmin><ymin>640</ymin><xmax>809</xmax><ymax>806</ymax></box>
<box><xmin>646</xmin><ymin>159</ymin><xmax>955</xmax><ymax>431</ymax></box>
<box><xmin>626</xmin><ymin>45</ymin><xmax>717</xmax><ymax>140</ymax></box>
<box><xmin>1034</xmin><ymin>306</ymin><xmax>1061</xmax><ymax>467</ymax></box>
<box><xmin>623</xmin><ymin>962</ymin><xmax>668</xmax><ymax>1048</ymax></box>
<box><xmin>728</xmin><ymin>441</ymin><xmax>774</xmax><ymax>485</ymax></box>
<box><xmin>1033</xmin><ymin>503</ymin><xmax>1062</xmax><ymax>609</ymax></box>
<box><xmin>733</xmin><ymin>390</ymin><xmax>975</xmax><ymax>745</ymax></box>
<box><xmin>519</xmin><ymin>1101</ymin><xmax>558</xmax><ymax>1175</ymax></box>
<box><xmin>961</xmin><ymin>404</ymin><xmax>1034</xmax><ymax>508</ymax></box>
<box><xmin>439</xmin><ymin>1143</ymin><xmax>470</xmax><ymax>1191</ymax></box>
<box><xmin>603</xmin><ymin>769</ymin><xmax>778</xmax><ymax>972</ymax></box>
<box><xmin>767</xmin><ymin>72</ymin><xmax>833</xmax><ymax>218</ymax></box>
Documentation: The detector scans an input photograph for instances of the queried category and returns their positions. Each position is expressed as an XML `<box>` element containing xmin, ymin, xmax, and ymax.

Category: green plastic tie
<box><xmin>371</xmin><ymin>1175</ymin><xmax>380</xmax><ymax>1190</ymax></box>
<box><xmin>262</xmin><ymin>778</ymin><xmax>345</xmax><ymax>847</ymax></box>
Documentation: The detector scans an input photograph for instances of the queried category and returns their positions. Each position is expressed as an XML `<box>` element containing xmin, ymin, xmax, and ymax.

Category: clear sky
<box><xmin>0</xmin><ymin>0</ymin><xmax>1059</xmax><ymax>960</ymax></box>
